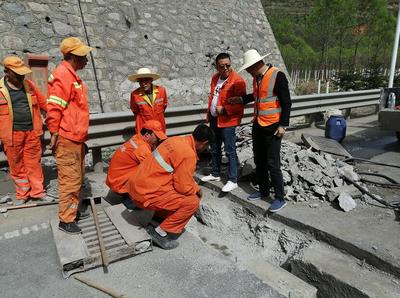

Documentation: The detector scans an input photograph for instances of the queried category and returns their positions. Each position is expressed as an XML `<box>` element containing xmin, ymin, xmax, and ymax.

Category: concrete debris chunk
<box><xmin>282</xmin><ymin>170</ymin><xmax>291</xmax><ymax>184</ymax></box>
<box><xmin>326</xmin><ymin>190</ymin><xmax>339</xmax><ymax>202</ymax></box>
<box><xmin>312</xmin><ymin>185</ymin><xmax>326</xmax><ymax>197</ymax></box>
<box><xmin>331</xmin><ymin>185</ymin><xmax>362</xmax><ymax>197</ymax></box>
<box><xmin>338</xmin><ymin>192</ymin><xmax>357</xmax><ymax>212</ymax></box>
<box><xmin>338</xmin><ymin>165</ymin><xmax>360</xmax><ymax>182</ymax></box>
<box><xmin>333</xmin><ymin>177</ymin><xmax>344</xmax><ymax>187</ymax></box>
<box><xmin>234</xmin><ymin>125</ymin><xmax>373</xmax><ymax>205</ymax></box>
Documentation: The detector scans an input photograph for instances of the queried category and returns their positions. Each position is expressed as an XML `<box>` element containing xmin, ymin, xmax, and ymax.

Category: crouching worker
<box><xmin>0</xmin><ymin>56</ymin><xmax>47</xmax><ymax>204</ymax></box>
<box><xmin>106</xmin><ymin>120</ymin><xmax>167</xmax><ymax>207</ymax></box>
<box><xmin>127</xmin><ymin>124</ymin><xmax>214</xmax><ymax>249</ymax></box>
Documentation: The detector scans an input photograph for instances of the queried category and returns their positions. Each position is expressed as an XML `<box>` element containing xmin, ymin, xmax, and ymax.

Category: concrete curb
<box><xmin>195</xmin><ymin>173</ymin><xmax>400</xmax><ymax>280</ymax></box>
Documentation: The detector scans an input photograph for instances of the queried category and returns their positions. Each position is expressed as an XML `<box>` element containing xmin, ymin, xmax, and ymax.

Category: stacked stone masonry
<box><xmin>0</xmin><ymin>0</ymin><xmax>287</xmax><ymax>113</ymax></box>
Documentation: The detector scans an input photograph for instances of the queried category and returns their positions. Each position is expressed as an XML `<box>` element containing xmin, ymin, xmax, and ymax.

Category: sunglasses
<box><xmin>218</xmin><ymin>64</ymin><xmax>231</xmax><ymax>69</ymax></box>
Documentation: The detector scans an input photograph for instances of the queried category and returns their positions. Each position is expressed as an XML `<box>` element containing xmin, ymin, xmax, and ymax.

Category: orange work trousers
<box><xmin>4</xmin><ymin>130</ymin><xmax>44</xmax><ymax>200</ymax></box>
<box><xmin>133</xmin><ymin>191</ymin><xmax>200</xmax><ymax>234</ymax></box>
<box><xmin>55</xmin><ymin>136</ymin><xmax>85</xmax><ymax>223</ymax></box>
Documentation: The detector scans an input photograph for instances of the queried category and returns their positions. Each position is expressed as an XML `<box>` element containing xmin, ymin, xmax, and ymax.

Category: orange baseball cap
<box><xmin>2</xmin><ymin>56</ymin><xmax>32</xmax><ymax>75</ymax></box>
<box><xmin>143</xmin><ymin>120</ymin><xmax>167</xmax><ymax>140</ymax></box>
<box><xmin>60</xmin><ymin>37</ymin><xmax>94</xmax><ymax>56</ymax></box>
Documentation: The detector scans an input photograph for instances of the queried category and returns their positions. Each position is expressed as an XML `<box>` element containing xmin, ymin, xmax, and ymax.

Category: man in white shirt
<box><xmin>201</xmin><ymin>53</ymin><xmax>246</xmax><ymax>192</ymax></box>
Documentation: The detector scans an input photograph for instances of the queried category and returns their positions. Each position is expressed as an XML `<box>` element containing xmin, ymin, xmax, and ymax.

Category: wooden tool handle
<box><xmin>90</xmin><ymin>198</ymin><xmax>109</xmax><ymax>270</ymax></box>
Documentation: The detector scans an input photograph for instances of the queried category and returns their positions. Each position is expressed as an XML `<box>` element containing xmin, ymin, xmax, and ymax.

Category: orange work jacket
<box><xmin>46</xmin><ymin>61</ymin><xmax>89</xmax><ymax>143</ymax></box>
<box><xmin>127</xmin><ymin>135</ymin><xmax>200</xmax><ymax>207</ymax></box>
<box><xmin>253</xmin><ymin>66</ymin><xmax>281</xmax><ymax>126</ymax></box>
<box><xmin>106</xmin><ymin>134</ymin><xmax>152</xmax><ymax>194</ymax></box>
<box><xmin>206</xmin><ymin>71</ymin><xmax>246</xmax><ymax>128</ymax></box>
<box><xmin>0</xmin><ymin>77</ymin><xmax>47</xmax><ymax>146</ymax></box>
<box><xmin>130</xmin><ymin>85</ymin><xmax>168</xmax><ymax>133</ymax></box>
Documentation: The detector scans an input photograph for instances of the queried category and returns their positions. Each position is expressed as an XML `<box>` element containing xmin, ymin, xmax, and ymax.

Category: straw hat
<box><xmin>238</xmin><ymin>49</ymin><xmax>270</xmax><ymax>72</ymax></box>
<box><xmin>128</xmin><ymin>67</ymin><xmax>160</xmax><ymax>82</ymax></box>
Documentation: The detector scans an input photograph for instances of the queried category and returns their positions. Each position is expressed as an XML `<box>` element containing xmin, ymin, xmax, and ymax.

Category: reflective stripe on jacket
<box><xmin>46</xmin><ymin>61</ymin><xmax>89</xmax><ymax>142</ymax></box>
<box><xmin>0</xmin><ymin>77</ymin><xmax>47</xmax><ymax>146</ymax></box>
<box><xmin>130</xmin><ymin>85</ymin><xmax>168</xmax><ymax>133</ymax></box>
<box><xmin>127</xmin><ymin>135</ymin><xmax>200</xmax><ymax>207</ymax></box>
<box><xmin>106</xmin><ymin>134</ymin><xmax>152</xmax><ymax>194</ymax></box>
<box><xmin>206</xmin><ymin>71</ymin><xmax>246</xmax><ymax>128</ymax></box>
<box><xmin>252</xmin><ymin>66</ymin><xmax>281</xmax><ymax>126</ymax></box>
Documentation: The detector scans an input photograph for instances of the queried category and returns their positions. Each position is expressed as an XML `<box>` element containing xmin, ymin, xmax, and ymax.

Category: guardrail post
<box><xmin>342</xmin><ymin>108</ymin><xmax>351</xmax><ymax>119</ymax></box>
<box><xmin>305</xmin><ymin>113</ymin><xmax>324</xmax><ymax>127</ymax></box>
<box><xmin>374</xmin><ymin>104</ymin><xmax>380</xmax><ymax>114</ymax></box>
<box><xmin>92</xmin><ymin>148</ymin><xmax>103</xmax><ymax>173</ymax></box>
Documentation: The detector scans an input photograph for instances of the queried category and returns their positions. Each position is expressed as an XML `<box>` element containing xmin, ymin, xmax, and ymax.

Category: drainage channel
<box><xmin>187</xmin><ymin>187</ymin><xmax>400</xmax><ymax>298</ymax></box>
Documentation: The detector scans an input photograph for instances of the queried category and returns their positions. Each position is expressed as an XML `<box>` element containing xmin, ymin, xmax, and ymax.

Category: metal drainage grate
<box><xmin>51</xmin><ymin>205</ymin><xmax>152</xmax><ymax>278</ymax></box>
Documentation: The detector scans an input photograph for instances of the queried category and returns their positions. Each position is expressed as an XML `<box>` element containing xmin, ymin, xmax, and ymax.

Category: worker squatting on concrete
<box><xmin>127</xmin><ymin>124</ymin><xmax>215</xmax><ymax>250</ymax></box>
<box><xmin>106</xmin><ymin>119</ymin><xmax>167</xmax><ymax>200</ymax></box>
<box><xmin>228</xmin><ymin>49</ymin><xmax>292</xmax><ymax>213</ymax></box>
<box><xmin>129</xmin><ymin>67</ymin><xmax>168</xmax><ymax>134</ymax></box>
<box><xmin>0</xmin><ymin>56</ymin><xmax>47</xmax><ymax>205</ymax></box>
<box><xmin>201</xmin><ymin>52</ymin><xmax>246</xmax><ymax>193</ymax></box>
<box><xmin>46</xmin><ymin>37</ymin><xmax>94</xmax><ymax>235</ymax></box>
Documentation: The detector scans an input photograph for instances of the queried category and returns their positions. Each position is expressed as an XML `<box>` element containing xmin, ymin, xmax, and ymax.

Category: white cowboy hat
<box><xmin>238</xmin><ymin>49</ymin><xmax>271</xmax><ymax>72</ymax></box>
<box><xmin>128</xmin><ymin>67</ymin><xmax>160</xmax><ymax>82</ymax></box>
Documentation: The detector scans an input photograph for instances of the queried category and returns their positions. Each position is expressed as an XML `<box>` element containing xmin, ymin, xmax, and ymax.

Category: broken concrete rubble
<box><xmin>234</xmin><ymin>126</ymin><xmax>373</xmax><ymax>209</ymax></box>
<box><xmin>337</xmin><ymin>192</ymin><xmax>357</xmax><ymax>212</ymax></box>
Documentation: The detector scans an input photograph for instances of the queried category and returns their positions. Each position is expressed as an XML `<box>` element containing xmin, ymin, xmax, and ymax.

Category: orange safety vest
<box><xmin>0</xmin><ymin>77</ymin><xmax>47</xmax><ymax>146</ymax></box>
<box><xmin>252</xmin><ymin>66</ymin><xmax>281</xmax><ymax>126</ymax></box>
<box><xmin>46</xmin><ymin>61</ymin><xmax>89</xmax><ymax>142</ymax></box>
<box><xmin>106</xmin><ymin>134</ymin><xmax>152</xmax><ymax>194</ymax></box>
<box><xmin>130</xmin><ymin>85</ymin><xmax>168</xmax><ymax>133</ymax></box>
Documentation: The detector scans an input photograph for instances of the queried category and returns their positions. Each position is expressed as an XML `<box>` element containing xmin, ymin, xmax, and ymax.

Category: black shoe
<box><xmin>121</xmin><ymin>197</ymin><xmax>140</xmax><ymax>210</ymax></box>
<box><xmin>76</xmin><ymin>210</ymin><xmax>90</xmax><ymax>221</ymax></box>
<box><xmin>58</xmin><ymin>222</ymin><xmax>82</xmax><ymax>235</ymax></box>
<box><xmin>146</xmin><ymin>225</ymin><xmax>179</xmax><ymax>250</ymax></box>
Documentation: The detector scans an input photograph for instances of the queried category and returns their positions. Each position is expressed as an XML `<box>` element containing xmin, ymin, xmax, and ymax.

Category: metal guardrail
<box><xmin>0</xmin><ymin>89</ymin><xmax>380</xmax><ymax>167</ymax></box>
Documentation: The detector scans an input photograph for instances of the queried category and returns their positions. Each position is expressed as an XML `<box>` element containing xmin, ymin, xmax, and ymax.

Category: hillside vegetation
<box><xmin>265</xmin><ymin>0</ymin><xmax>399</xmax><ymax>91</ymax></box>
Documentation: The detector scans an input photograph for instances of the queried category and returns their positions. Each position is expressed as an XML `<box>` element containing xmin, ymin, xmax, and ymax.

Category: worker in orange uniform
<box><xmin>46</xmin><ymin>37</ymin><xmax>94</xmax><ymax>235</ymax></box>
<box><xmin>128</xmin><ymin>67</ymin><xmax>168</xmax><ymax>133</ymax></box>
<box><xmin>127</xmin><ymin>124</ymin><xmax>214</xmax><ymax>249</ymax></box>
<box><xmin>106</xmin><ymin>120</ymin><xmax>167</xmax><ymax>201</ymax></box>
<box><xmin>0</xmin><ymin>56</ymin><xmax>47</xmax><ymax>205</ymax></box>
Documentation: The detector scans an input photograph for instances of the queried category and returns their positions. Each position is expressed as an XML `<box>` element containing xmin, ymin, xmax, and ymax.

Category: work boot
<box><xmin>30</xmin><ymin>194</ymin><xmax>56</xmax><ymax>203</ymax></box>
<box><xmin>76</xmin><ymin>210</ymin><xmax>91</xmax><ymax>221</ymax></box>
<box><xmin>58</xmin><ymin>222</ymin><xmax>82</xmax><ymax>235</ymax></box>
<box><xmin>14</xmin><ymin>199</ymin><xmax>27</xmax><ymax>206</ymax></box>
<box><xmin>0</xmin><ymin>194</ymin><xmax>12</xmax><ymax>204</ymax></box>
<box><xmin>121</xmin><ymin>196</ymin><xmax>140</xmax><ymax>210</ymax></box>
<box><xmin>146</xmin><ymin>225</ymin><xmax>179</xmax><ymax>250</ymax></box>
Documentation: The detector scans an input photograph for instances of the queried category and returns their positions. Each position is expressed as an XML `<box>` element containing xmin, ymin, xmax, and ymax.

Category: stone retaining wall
<box><xmin>0</xmin><ymin>0</ymin><xmax>287</xmax><ymax>112</ymax></box>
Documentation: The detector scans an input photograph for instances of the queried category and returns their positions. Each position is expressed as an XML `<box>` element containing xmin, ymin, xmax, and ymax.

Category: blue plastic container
<box><xmin>325</xmin><ymin>115</ymin><xmax>347</xmax><ymax>142</ymax></box>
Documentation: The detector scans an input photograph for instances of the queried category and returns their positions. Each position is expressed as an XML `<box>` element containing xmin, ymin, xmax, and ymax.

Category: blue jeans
<box><xmin>210</xmin><ymin>116</ymin><xmax>238</xmax><ymax>183</ymax></box>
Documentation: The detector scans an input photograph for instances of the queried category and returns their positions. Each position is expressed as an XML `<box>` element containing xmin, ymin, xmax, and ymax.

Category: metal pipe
<box><xmin>388</xmin><ymin>0</ymin><xmax>400</xmax><ymax>88</ymax></box>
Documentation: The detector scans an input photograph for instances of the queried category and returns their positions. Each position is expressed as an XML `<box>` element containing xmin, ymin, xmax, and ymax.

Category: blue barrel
<box><xmin>325</xmin><ymin>116</ymin><xmax>347</xmax><ymax>142</ymax></box>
